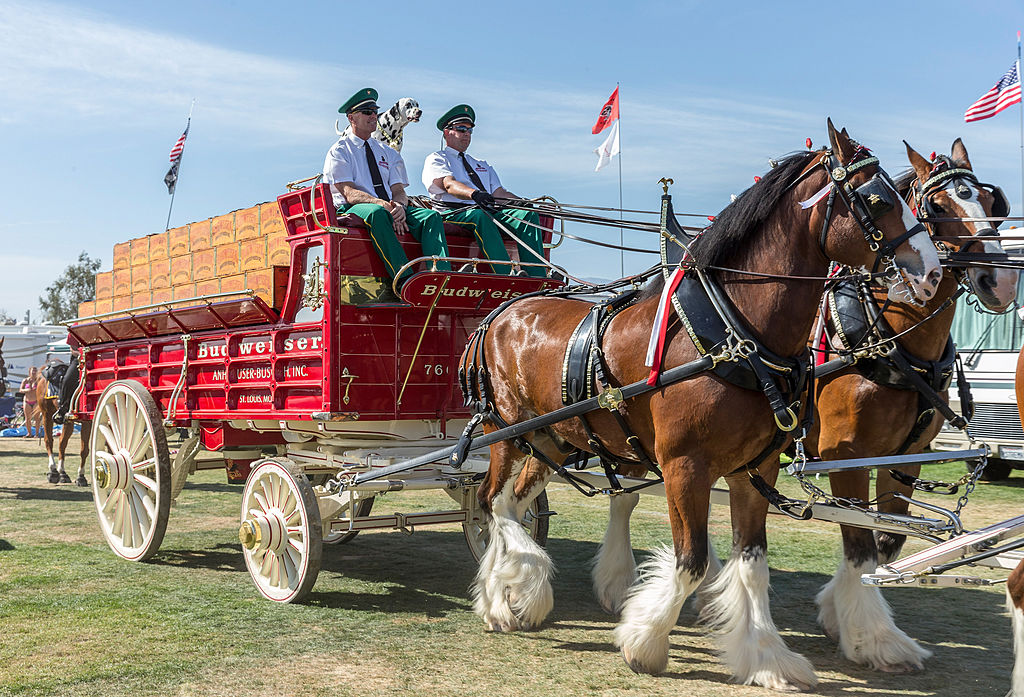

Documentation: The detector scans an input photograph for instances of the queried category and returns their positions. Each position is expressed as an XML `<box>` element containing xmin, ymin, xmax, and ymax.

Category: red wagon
<box><xmin>69</xmin><ymin>184</ymin><xmax>562</xmax><ymax>602</ymax></box>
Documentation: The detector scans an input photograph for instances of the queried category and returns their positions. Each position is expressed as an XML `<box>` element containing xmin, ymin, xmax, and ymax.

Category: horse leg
<box><xmin>472</xmin><ymin>440</ymin><xmax>554</xmax><ymax>632</ymax></box>
<box><xmin>614</xmin><ymin>458</ymin><xmax>709</xmax><ymax>675</ymax></box>
<box><xmin>872</xmin><ymin>466</ymin><xmax>917</xmax><ymax>564</ymax></box>
<box><xmin>74</xmin><ymin>421</ymin><xmax>91</xmax><ymax>486</ymax></box>
<box><xmin>1009</xmin><ymin>560</ymin><xmax>1024</xmax><ymax>697</ymax></box>
<box><xmin>702</xmin><ymin>468</ymin><xmax>817</xmax><ymax>691</ymax></box>
<box><xmin>593</xmin><ymin>490</ymin><xmax>640</xmax><ymax>614</ymax></box>
<box><xmin>816</xmin><ymin>470</ymin><xmax>930</xmax><ymax>672</ymax></box>
<box><xmin>693</xmin><ymin>505</ymin><xmax>724</xmax><ymax>614</ymax></box>
<box><xmin>40</xmin><ymin>401</ymin><xmax>62</xmax><ymax>483</ymax></box>
<box><xmin>56</xmin><ymin>422</ymin><xmax>77</xmax><ymax>484</ymax></box>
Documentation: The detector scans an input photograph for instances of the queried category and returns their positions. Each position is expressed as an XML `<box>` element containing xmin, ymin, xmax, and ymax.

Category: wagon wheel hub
<box><xmin>240</xmin><ymin>511</ymin><xmax>287</xmax><ymax>553</ymax></box>
<box><xmin>93</xmin><ymin>448</ymin><xmax>134</xmax><ymax>491</ymax></box>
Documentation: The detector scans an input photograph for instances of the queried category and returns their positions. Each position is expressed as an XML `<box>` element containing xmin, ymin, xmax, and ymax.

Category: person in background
<box><xmin>422</xmin><ymin>104</ymin><xmax>546</xmax><ymax>277</ymax></box>
<box><xmin>19</xmin><ymin>367</ymin><xmax>39</xmax><ymax>438</ymax></box>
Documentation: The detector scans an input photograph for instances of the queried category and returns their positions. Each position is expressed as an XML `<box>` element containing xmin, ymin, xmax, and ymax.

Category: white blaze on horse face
<box><xmin>944</xmin><ymin>181</ymin><xmax>1019</xmax><ymax>311</ymax></box>
<box><xmin>885</xmin><ymin>191</ymin><xmax>941</xmax><ymax>304</ymax></box>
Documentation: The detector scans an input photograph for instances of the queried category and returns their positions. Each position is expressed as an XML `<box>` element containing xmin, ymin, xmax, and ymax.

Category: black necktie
<box><xmin>460</xmin><ymin>152</ymin><xmax>487</xmax><ymax>192</ymax></box>
<box><xmin>364</xmin><ymin>141</ymin><xmax>390</xmax><ymax>201</ymax></box>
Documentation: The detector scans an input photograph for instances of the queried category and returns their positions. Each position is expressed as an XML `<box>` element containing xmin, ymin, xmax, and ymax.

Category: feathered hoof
<box><xmin>58</xmin><ymin>472</ymin><xmax>71</xmax><ymax>484</ymax></box>
<box><xmin>76</xmin><ymin>475</ymin><xmax>88</xmax><ymax>487</ymax></box>
<box><xmin>618</xmin><ymin>639</ymin><xmax>669</xmax><ymax>675</ymax></box>
<box><xmin>753</xmin><ymin>672</ymin><xmax>816</xmax><ymax>693</ymax></box>
<box><xmin>46</xmin><ymin>469</ymin><xmax>60</xmax><ymax>484</ymax></box>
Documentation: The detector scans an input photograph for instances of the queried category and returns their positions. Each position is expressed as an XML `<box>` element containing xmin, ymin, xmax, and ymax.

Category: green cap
<box><xmin>437</xmin><ymin>104</ymin><xmax>476</xmax><ymax>130</ymax></box>
<box><xmin>339</xmin><ymin>88</ymin><xmax>379</xmax><ymax>114</ymax></box>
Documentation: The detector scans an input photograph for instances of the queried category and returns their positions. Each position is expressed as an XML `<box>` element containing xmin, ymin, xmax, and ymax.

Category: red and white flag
<box><xmin>593</xmin><ymin>87</ymin><xmax>621</xmax><ymax>171</ymax></box>
<box><xmin>592</xmin><ymin>86</ymin><xmax>620</xmax><ymax>134</ymax></box>
<box><xmin>168</xmin><ymin>125</ymin><xmax>189</xmax><ymax>162</ymax></box>
<box><xmin>965</xmin><ymin>61</ymin><xmax>1022</xmax><ymax>122</ymax></box>
<box><xmin>164</xmin><ymin>123</ymin><xmax>190</xmax><ymax>194</ymax></box>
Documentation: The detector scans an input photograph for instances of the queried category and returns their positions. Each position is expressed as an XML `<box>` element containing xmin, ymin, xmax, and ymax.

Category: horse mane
<box><xmin>642</xmin><ymin>149</ymin><xmax>818</xmax><ymax>298</ymax></box>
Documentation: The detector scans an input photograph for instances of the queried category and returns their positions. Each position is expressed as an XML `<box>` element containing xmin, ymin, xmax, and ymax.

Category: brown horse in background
<box><xmin>36</xmin><ymin>363</ymin><xmax>90</xmax><ymax>486</ymax></box>
<box><xmin>462</xmin><ymin>121</ymin><xmax>942</xmax><ymax>690</ymax></box>
<box><xmin>808</xmin><ymin>139</ymin><xmax>1017</xmax><ymax>671</ymax></box>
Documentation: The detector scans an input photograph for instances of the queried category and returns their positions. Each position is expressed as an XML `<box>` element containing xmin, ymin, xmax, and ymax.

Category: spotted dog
<box><xmin>337</xmin><ymin>98</ymin><xmax>422</xmax><ymax>152</ymax></box>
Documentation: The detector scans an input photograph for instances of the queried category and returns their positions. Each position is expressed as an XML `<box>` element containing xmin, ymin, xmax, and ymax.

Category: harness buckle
<box><xmin>596</xmin><ymin>387</ymin><xmax>624</xmax><ymax>412</ymax></box>
<box><xmin>774</xmin><ymin>406</ymin><xmax>799</xmax><ymax>432</ymax></box>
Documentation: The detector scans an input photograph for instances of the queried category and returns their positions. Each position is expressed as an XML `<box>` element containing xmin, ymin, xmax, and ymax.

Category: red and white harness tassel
<box><xmin>645</xmin><ymin>266</ymin><xmax>687</xmax><ymax>385</ymax></box>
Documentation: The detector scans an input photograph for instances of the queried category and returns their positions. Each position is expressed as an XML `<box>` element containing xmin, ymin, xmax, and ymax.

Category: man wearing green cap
<box><xmin>421</xmin><ymin>105</ymin><xmax>546</xmax><ymax>277</ymax></box>
<box><xmin>324</xmin><ymin>88</ymin><xmax>450</xmax><ymax>286</ymax></box>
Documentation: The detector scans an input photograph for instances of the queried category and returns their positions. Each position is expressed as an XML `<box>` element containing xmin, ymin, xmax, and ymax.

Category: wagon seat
<box><xmin>278</xmin><ymin>184</ymin><xmax>561</xmax><ymax>307</ymax></box>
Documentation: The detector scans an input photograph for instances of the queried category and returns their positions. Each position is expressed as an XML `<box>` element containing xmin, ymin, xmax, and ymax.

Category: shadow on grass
<box><xmin>0</xmin><ymin>539</ymin><xmax>15</xmax><ymax>551</ymax></box>
<box><xmin>151</xmin><ymin>543</ymin><xmax>246</xmax><ymax>572</ymax></box>
<box><xmin>183</xmin><ymin>482</ymin><xmax>240</xmax><ymax>493</ymax></box>
<box><xmin>0</xmin><ymin>485</ymin><xmax>92</xmax><ymax>502</ymax></box>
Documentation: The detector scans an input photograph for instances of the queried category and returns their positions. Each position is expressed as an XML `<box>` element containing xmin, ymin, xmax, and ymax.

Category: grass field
<box><xmin>0</xmin><ymin>436</ymin><xmax>1019</xmax><ymax>696</ymax></box>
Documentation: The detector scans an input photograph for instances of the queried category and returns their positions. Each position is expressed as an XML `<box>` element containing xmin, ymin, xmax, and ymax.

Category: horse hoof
<box><xmin>46</xmin><ymin>470</ymin><xmax>60</xmax><ymax>484</ymax></box>
<box><xmin>76</xmin><ymin>476</ymin><xmax>88</xmax><ymax>487</ymax></box>
<box><xmin>59</xmin><ymin>472</ymin><xmax>71</xmax><ymax>484</ymax></box>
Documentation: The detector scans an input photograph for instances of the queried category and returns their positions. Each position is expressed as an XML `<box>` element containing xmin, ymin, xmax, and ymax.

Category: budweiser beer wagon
<box><xmin>68</xmin><ymin>183</ymin><xmax>563</xmax><ymax>602</ymax></box>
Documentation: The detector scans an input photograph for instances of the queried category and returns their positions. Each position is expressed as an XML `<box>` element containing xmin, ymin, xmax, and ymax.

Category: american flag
<box><xmin>965</xmin><ymin>61</ymin><xmax>1022</xmax><ymax>122</ymax></box>
<box><xmin>168</xmin><ymin>125</ymin><xmax>189</xmax><ymax>163</ymax></box>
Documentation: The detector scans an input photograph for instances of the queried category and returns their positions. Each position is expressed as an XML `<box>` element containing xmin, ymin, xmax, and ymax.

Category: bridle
<box><xmin>908</xmin><ymin>155</ymin><xmax>1006</xmax><ymax>290</ymax></box>
<box><xmin>792</xmin><ymin>146</ymin><xmax>928</xmax><ymax>274</ymax></box>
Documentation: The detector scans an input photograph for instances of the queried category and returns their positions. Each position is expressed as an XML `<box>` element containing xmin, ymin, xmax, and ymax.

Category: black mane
<box><xmin>641</xmin><ymin>150</ymin><xmax>820</xmax><ymax>299</ymax></box>
<box><xmin>688</xmin><ymin>150</ymin><xmax>818</xmax><ymax>268</ymax></box>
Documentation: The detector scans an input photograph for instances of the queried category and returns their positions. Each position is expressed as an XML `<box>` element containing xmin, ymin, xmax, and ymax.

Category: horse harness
<box><xmin>822</xmin><ymin>276</ymin><xmax>973</xmax><ymax>454</ymax></box>
<box><xmin>455</xmin><ymin>147</ymin><xmax>923</xmax><ymax>510</ymax></box>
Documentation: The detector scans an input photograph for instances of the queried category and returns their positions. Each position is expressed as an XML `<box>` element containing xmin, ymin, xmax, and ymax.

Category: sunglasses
<box><xmin>356</xmin><ymin>109</ymin><xmax>378</xmax><ymax>116</ymax></box>
<box><xmin>449</xmin><ymin>125</ymin><xmax>473</xmax><ymax>133</ymax></box>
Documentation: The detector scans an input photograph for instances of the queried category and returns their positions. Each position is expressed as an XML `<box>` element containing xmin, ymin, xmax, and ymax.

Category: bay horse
<box><xmin>462</xmin><ymin>121</ymin><xmax>942</xmax><ymax>690</ymax></box>
<box><xmin>37</xmin><ymin>359</ymin><xmax>90</xmax><ymax>486</ymax></box>
<box><xmin>1010</xmin><ymin>347</ymin><xmax>1024</xmax><ymax>697</ymax></box>
<box><xmin>808</xmin><ymin>139</ymin><xmax>1017</xmax><ymax>672</ymax></box>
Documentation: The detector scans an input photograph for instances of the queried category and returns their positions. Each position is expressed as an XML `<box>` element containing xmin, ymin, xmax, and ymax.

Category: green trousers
<box><xmin>341</xmin><ymin>203</ymin><xmax>451</xmax><ymax>283</ymax></box>
<box><xmin>444</xmin><ymin>208</ymin><xmax>546</xmax><ymax>277</ymax></box>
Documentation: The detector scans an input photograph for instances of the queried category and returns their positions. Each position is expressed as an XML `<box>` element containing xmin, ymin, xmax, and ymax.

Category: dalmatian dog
<box><xmin>336</xmin><ymin>98</ymin><xmax>422</xmax><ymax>152</ymax></box>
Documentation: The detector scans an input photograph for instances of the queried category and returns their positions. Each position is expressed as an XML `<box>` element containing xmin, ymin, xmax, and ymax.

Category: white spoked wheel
<box><xmin>90</xmin><ymin>380</ymin><xmax>172</xmax><ymax>562</ymax></box>
<box><xmin>464</xmin><ymin>490</ymin><xmax>550</xmax><ymax>562</ymax></box>
<box><xmin>239</xmin><ymin>459</ymin><xmax>322</xmax><ymax>603</ymax></box>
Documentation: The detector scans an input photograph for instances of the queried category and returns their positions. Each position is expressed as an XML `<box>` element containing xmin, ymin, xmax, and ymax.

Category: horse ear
<box><xmin>904</xmin><ymin>140</ymin><xmax>931</xmax><ymax>181</ymax></box>
<box><xmin>951</xmin><ymin>137</ymin><xmax>972</xmax><ymax>169</ymax></box>
<box><xmin>827</xmin><ymin>118</ymin><xmax>854</xmax><ymax>161</ymax></box>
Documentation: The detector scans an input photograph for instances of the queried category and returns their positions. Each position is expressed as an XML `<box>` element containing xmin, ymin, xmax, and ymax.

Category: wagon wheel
<box><xmin>323</xmin><ymin>496</ymin><xmax>375</xmax><ymax>545</ymax></box>
<box><xmin>239</xmin><ymin>459</ymin><xmax>322</xmax><ymax>603</ymax></box>
<box><xmin>463</xmin><ymin>490</ymin><xmax>550</xmax><ymax>562</ymax></box>
<box><xmin>90</xmin><ymin>380</ymin><xmax>172</xmax><ymax>562</ymax></box>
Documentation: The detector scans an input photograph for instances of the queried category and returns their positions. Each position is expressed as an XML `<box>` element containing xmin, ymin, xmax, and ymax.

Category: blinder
<box><xmin>981</xmin><ymin>183</ymin><xmax>1010</xmax><ymax>224</ymax></box>
<box><xmin>851</xmin><ymin>174</ymin><xmax>897</xmax><ymax>222</ymax></box>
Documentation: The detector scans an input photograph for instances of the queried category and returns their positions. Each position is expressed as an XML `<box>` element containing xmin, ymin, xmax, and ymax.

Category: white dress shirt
<box><xmin>421</xmin><ymin>147</ymin><xmax>502</xmax><ymax>204</ymax></box>
<box><xmin>323</xmin><ymin>133</ymin><xmax>408</xmax><ymax>207</ymax></box>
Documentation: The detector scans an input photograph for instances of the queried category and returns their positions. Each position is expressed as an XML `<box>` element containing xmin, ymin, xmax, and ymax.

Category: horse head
<box><xmin>824</xmin><ymin>119</ymin><xmax>942</xmax><ymax>306</ymax></box>
<box><xmin>904</xmin><ymin>138</ymin><xmax>1018</xmax><ymax>312</ymax></box>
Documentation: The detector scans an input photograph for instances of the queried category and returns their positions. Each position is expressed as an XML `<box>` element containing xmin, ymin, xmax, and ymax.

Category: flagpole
<box><xmin>165</xmin><ymin>99</ymin><xmax>196</xmax><ymax>231</ymax></box>
<box><xmin>617</xmin><ymin>82</ymin><xmax>624</xmax><ymax>278</ymax></box>
<box><xmin>1018</xmin><ymin>32</ymin><xmax>1023</xmax><ymax>217</ymax></box>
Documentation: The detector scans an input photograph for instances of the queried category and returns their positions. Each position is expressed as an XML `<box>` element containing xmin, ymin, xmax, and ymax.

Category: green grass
<box><xmin>0</xmin><ymin>438</ymin><xmax>1018</xmax><ymax>696</ymax></box>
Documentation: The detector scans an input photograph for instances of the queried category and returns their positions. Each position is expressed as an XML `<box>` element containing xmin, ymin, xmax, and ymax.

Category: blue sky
<box><xmin>3</xmin><ymin>0</ymin><xmax>1024</xmax><ymax>319</ymax></box>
